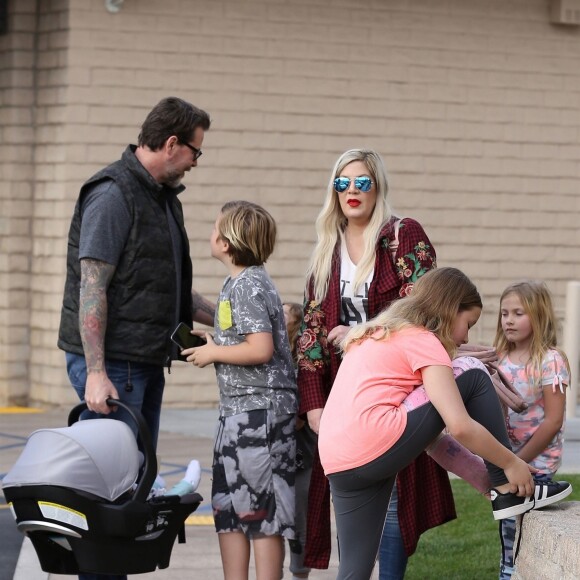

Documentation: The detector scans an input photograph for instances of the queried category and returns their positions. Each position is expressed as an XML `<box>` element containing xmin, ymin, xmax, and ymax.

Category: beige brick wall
<box><xmin>28</xmin><ymin>0</ymin><xmax>79</xmax><ymax>408</ymax></box>
<box><xmin>1</xmin><ymin>0</ymin><xmax>580</xmax><ymax>407</ymax></box>
<box><xmin>0</xmin><ymin>0</ymin><xmax>36</xmax><ymax>405</ymax></box>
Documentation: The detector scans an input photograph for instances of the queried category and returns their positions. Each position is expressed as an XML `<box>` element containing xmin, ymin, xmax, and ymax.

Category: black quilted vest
<box><xmin>58</xmin><ymin>146</ymin><xmax>193</xmax><ymax>366</ymax></box>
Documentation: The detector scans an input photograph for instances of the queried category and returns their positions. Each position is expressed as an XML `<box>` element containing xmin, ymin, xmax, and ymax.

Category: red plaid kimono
<box><xmin>296</xmin><ymin>216</ymin><xmax>456</xmax><ymax>569</ymax></box>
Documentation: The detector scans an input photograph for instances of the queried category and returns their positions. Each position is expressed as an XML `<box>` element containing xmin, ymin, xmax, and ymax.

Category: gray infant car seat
<box><xmin>2</xmin><ymin>399</ymin><xmax>202</xmax><ymax>575</ymax></box>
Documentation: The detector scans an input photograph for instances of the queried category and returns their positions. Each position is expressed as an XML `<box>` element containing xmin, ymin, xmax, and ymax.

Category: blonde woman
<box><xmin>296</xmin><ymin>149</ymin><xmax>453</xmax><ymax>576</ymax></box>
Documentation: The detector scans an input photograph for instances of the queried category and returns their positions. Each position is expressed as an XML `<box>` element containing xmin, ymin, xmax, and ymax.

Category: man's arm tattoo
<box><xmin>79</xmin><ymin>259</ymin><xmax>115</xmax><ymax>373</ymax></box>
<box><xmin>191</xmin><ymin>289</ymin><xmax>216</xmax><ymax>320</ymax></box>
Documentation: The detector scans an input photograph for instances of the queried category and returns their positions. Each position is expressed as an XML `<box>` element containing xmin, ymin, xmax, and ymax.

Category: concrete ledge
<box><xmin>513</xmin><ymin>501</ymin><xmax>580</xmax><ymax>580</ymax></box>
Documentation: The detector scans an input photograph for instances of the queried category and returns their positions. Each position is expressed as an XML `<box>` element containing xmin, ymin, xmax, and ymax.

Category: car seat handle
<box><xmin>67</xmin><ymin>398</ymin><xmax>157</xmax><ymax>504</ymax></box>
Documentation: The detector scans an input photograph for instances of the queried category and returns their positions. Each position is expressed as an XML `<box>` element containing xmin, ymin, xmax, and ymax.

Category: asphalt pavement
<box><xmin>0</xmin><ymin>406</ymin><xmax>336</xmax><ymax>580</ymax></box>
<box><xmin>1</xmin><ymin>405</ymin><xmax>580</xmax><ymax>580</ymax></box>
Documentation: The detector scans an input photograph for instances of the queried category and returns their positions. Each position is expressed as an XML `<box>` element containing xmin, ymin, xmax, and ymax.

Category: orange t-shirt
<box><xmin>318</xmin><ymin>327</ymin><xmax>452</xmax><ymax>475</ymax></box>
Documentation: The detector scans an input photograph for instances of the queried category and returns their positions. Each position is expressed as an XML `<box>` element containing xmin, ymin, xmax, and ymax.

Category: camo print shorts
<box><xmin>212</xmin><ymin>409</ymin><xmax>296</xmax><ymax>539</ymax></box>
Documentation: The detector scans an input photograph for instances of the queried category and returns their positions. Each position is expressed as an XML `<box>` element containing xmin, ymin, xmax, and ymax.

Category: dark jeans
<box><xmin>66</xmin><ymin>352</ymin><xmax>165</xmax><ymax>580</ymax></box>
<box><xmin>289</xmin><ymin>423</ymin><xmax>317</xmax><ymax>575</ymax></box>
<box><xmin>329</xmin><ymin>369</ymin><xmax>511</xmax><ymax>580</ymax></box>
<box><xmin>378</xmin><ymin>483</ymin><xmax>407</xmax><ymax>580</ymax></box>
<box><xmin>66</xmin><ymin>352</ymin><xmax>165</xmax><ymax>448</ymax></box>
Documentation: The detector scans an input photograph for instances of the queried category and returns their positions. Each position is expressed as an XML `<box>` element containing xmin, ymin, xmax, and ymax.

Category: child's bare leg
<box><xmin>218</xmin><ymin>531</ymin><xmax>250</xmax><ymax>580</ymax></box>
<box><xmin>253</xmin><ymin>535</ymin><xmax>284</xmax><ymax>580</ymax></box>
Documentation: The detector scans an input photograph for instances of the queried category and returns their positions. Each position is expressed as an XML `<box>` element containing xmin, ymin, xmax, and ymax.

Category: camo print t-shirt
<box><xmin>214</xmin><ymin>265</ymin><xmax>298</xmax><ymax>417</ymax></box>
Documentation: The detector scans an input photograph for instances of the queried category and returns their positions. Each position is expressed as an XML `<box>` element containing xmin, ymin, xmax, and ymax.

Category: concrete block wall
<box><xmin>512</xmin><ymin>502</ymin><xmax>580</xmax><ymax>579</ymax></box>
<box><xmin>28</xmin><ymin>0</ymin><xmax>81</xmax><ymax>407</ymax></box>
<box><xmin>0</xmin><ymin>0</ymin><xmax>36</xmax><ymax>405</ymax></box>
<box><xmin>1</xmin><ymin>0</ymin><xmax>580</xmax><ymax>406</ymax></box>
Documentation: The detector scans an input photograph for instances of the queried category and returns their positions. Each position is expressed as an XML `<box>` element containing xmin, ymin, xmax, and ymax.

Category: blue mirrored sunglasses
<box><xmin>333</xmin><ymin>176</ymin><xmax>373</xmax><ymax>193</ymax></box>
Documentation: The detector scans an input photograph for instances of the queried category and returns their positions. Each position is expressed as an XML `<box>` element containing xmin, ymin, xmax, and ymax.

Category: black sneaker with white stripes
<box><xmin>532</xmin><ymin>479</ymin><xmax>572</xmax><ymax>509</ymax></box>
<box><xmin>490</xmin><ymin>489</ymin><xmax>535</xmax><ymax>520</ymax></box>
<box><xmin>490</xmin><ymin>479</ymin><xmax>573</xmax><ymax>520</ymax></box>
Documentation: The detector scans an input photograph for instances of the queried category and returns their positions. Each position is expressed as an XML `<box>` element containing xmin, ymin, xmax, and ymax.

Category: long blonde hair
<box><xmin>305</xmin><ymin>149</ymin><xmax>392</xmax><ymax>303</ymax></box>
<box><xmin>494</xmin><ymin>281</ymin><xmax>570</xmax><ymax>386</ymax></box>
<box><xmin>342</xmin><ymin>268</ymin><xmax>482</xmax><ymax>357</ymax></box>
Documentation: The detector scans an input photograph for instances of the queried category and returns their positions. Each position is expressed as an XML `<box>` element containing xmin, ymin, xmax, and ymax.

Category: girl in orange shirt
<box><xmin>319</xmin><ymin>268</ymin><xmax>571</xmax><ymax>580</ymax></box>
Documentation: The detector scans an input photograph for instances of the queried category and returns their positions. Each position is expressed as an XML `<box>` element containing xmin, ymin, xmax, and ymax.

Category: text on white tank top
<box><xmin>340</xmin><ymin>237</ymin><xmax>374</xmax><ymax>326</ymax></box>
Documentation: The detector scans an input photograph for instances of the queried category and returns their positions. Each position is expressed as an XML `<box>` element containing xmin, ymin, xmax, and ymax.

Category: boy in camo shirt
<box><xmin>183</xmin><ymin>200</ymin><xmax>297</xmax><ymax>579</ymax></box>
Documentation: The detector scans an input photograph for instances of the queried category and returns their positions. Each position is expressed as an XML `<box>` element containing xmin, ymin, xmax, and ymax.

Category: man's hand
<box><xmin>84</xmin><ymin>370</ymin><xmax>120</xmax><ymax>414</ymax></box>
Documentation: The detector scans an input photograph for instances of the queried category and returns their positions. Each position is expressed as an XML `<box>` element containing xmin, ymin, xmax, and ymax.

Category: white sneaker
<box><xmin>184</xmin><ymin>459</ymin><xmax>202</xmax><ymax>491</ymax></box>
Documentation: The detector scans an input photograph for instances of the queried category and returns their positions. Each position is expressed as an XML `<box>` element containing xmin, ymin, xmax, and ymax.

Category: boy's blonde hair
<box><xmin>305</xmin><ymin>149</ymin><xmax>392</xmax><ymax>303</ymax></box>
<box><xmin>494</xmin><ymin>281</ymin><xmax>570</xmax><ymax>386</ymax></box>
<box><xmin>218</xmin><ymin>200</ymin><xmax>276</xmax><ymax>266</ymax></box>
<box><xmin>342</xmin><ymin>268</ymin><xmax>482</xmax><ymax>357</ymax></box>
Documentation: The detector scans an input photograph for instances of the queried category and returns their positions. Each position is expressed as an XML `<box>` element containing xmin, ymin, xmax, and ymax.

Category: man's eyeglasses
<box><xmin>333</xmin><ymin>176</ymin><xmax>373</xmax><ymax>193</ymax></box>
<box><xmin>180</xmin><ymin>141</ymin><xmax>203</xmax><ymax>161</ymax></box>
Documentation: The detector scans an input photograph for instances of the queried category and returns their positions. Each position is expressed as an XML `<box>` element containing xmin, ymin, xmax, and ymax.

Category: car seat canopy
<box><xmin>2</xmin><ymin>419</ymin><xmax>140</xmax><ymax>502</ymax></box>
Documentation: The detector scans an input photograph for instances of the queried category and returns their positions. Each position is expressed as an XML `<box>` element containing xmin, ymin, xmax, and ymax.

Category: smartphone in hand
<box><xmin>171</xmin><ymin>322</ymin><xmax>207</xmax><ymax>350</ymax></box>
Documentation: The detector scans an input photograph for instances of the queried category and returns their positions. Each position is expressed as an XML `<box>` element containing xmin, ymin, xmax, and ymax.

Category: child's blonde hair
<box><xmin>218</xmin><ymin>200</ymin><xmax>276</xmax><ymax>266</ymax></box>
<box><xmin>494</xmin><ymin>281</ymin><xmax>570</xmax><ymax>386</ymax></box>
<box><xmin>342</xmin><ymin>267</ymin><xmax>482</xmax><ymax>357</ymax></box>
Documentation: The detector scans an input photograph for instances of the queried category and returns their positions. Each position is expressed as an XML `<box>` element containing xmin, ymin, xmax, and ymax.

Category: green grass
<box><xmin>405</xmin><ymin>474</ymin><xmax>580</xmax><ymax>579</ymax></box>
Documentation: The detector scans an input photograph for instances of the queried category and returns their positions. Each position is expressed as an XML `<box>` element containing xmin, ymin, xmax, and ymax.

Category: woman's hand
<box><xmin>307</xmin><ymin>408</ymin><xmax>324</xmax><ymax>434</ymax></box>
<box><xmin>327</xmin><ymin>325</ymin><xmax>350</xmax><ymax>346</ymax></box>
<box><xmin>183</xmin><ymin>331</ymin><xmax>216</xmax><ymax>368</ymax></box>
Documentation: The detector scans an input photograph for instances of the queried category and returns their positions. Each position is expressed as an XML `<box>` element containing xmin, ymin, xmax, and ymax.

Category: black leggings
<box><xmin>327</xmin><ymin>368</ymin><xmax>511</xmax><ymax>580</ymax></box>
